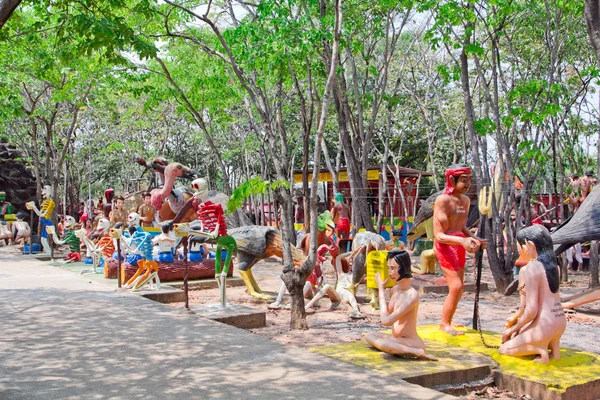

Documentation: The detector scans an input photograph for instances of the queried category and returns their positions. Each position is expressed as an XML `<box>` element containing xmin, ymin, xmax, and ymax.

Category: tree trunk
<box><xmin>0</xmin><ymin>0</ymin><xmax>21</xmax><ymax>29</ymax></box>
<box><xmin>590</xmin><ymin>241</ymin><xmax>599</xmax><ymax>288</ymax></box>
<box><xmin>283</xmin><ymin>0</ymin><xmax>342</xmax><ymax>330</ymax></box>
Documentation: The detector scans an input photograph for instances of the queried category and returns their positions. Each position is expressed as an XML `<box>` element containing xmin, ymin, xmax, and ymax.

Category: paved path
<box><xmin>0</xmin><ymin>248</ymin><xmax>451</xmax><ymax>400</ymax></box>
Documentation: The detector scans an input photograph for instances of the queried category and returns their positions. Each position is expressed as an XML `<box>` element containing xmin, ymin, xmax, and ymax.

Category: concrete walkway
<box><xmin>0</xmin><ymin>248</ymin><xmax>451</xmax><ymax>400</ymax></box>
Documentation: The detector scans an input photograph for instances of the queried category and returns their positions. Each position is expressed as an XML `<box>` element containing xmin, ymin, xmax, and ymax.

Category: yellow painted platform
<box><xmin>310</xmin><ymin>325</ymin><xmax>600</xmax><ymax>399</ymax></box>
<box><xmin>418</xmin><ymin>324</ymin><xmax>600</xmax><ymax>396</ymax></box>
<box><xmin>311</xmin><ymin>335</ymin><xmax>494</xmax><ymax>389</ymax></box>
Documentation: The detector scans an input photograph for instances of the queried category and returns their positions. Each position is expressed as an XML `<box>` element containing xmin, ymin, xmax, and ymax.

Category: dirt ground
<box><xmin>169</xmin><ymin>252</ymin><xmax>600</xmax><ymax>399</ymax></box>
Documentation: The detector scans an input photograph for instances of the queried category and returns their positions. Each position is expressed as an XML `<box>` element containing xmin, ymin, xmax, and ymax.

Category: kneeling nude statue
<box><xmin>363</xmin><ymin>249</ymin><xmax>437</xmax><ymax>360</ymax></box>
<box><xmin>500</xmin><ymin>225</ymin><xmax>565</xmax><ymax>364</ymax></box>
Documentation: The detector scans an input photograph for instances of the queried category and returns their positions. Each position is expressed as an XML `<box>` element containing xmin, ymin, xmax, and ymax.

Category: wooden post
<box><xmin>591</xmin><ymin>240</ymin><xmax>599</xmax><ymax>288</ymax></box>
<box><xmin>183</xmin><ymin>237</ymin><xmax>189</xmax><ymax>310</ymax></box>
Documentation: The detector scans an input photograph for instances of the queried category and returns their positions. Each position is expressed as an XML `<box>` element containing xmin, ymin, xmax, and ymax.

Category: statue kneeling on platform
<box><xmin>499</xmin><ymin>225</ymin><xmax>565</xmax><ymax>364</ymax></box>
<box><xmin>363</xmin><ymin>249</ymin><xmax>437</xmax><ymax>360</ymax></box>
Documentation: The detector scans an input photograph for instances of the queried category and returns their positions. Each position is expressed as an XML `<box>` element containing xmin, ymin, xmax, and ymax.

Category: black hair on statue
<box><xmin>161</xmin><ymin>221</ymin><xmax>171</xmax><ymax>234</ymax></box>
<box><xmin>128</xmin><ymin>226</ymin><xmax>137</xmax><ymax>236</ymax></box>
<box><xmin>387</xmin><ymin>249</ymin><xmax>412</xmax><ymax>281</ymax></box>
<box><xmin>516</xmin><ymin>225</ymin><xmax>559</xmax><ymax>293</ymax></box>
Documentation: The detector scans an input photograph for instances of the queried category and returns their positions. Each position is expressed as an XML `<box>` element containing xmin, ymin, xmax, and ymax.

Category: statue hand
<box><xmin>25</xmin><ymin>201</ymin><xmax>35</xmax><ymax>210</ymax></box>
<box><xmin>479</xmin><ymin>239</ymin><xmax>487</xmax><ymax>250</ymax></box>
<box><xmin>46</xmin><ymin>226</ymin><xmax>56</xmax><ymax>236</ymax></box>
<box><xmin>375</xmin><ymin>272</ymin><xmax>388</xmax><ymax>288</ymax></box>
<box><xmin>505</xmin><ymin>314</ymin><xmax>518</xmax><ymax>329</ymax></box>
<box><xmin>173</xmin><ymin>223</ymin><xmax>190</xmax><ymax>237</ymax></box>
<box><xmin>462</xmin><ymin>237</ymin><xmax>480</xmax><ymax>253</ymax></box>
<box><xmin>502</xmin><ymin>329</ymin><xmax>514</xmax><ymax>344</ymax></box>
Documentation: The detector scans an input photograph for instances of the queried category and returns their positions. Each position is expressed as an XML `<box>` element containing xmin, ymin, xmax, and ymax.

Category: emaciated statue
<box><xmin>500</xmin><ymin>225</ymin><xmax>565</xmax><ymax>364</ymax></box>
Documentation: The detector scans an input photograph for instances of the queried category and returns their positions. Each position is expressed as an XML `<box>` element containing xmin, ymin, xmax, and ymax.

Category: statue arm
<box><xmin>379</xmin><ymin>291</ymin><xmax>417</xmax><ymax>327</ymax></box>
<box><xmin>506</xmin><ymin>288</ymin><xmax>526</xmax><ymax>328</ymax></box>
<box><xmin>46</xmin><ymin>226</ymin><xmax>65</xmax><ymax>245</ymax></box>
<box><xmin>26</xmin><ymin>202</ymin><xmax>42</xmax><ymax>218</ymax></box>
<box><xmin>505</xmin><ymin>267</ymin><xmax>541</xmax><ymax>336</ymax></box>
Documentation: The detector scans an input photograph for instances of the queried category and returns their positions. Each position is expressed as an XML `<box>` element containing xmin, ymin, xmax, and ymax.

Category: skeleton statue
<box><xmin>78</xmin><ymin>218</ymin><xmax>114</xmax><ymax>274</ymax></box>
<box><xmin>25</xmin><ymin>185</ymin><xmax>55</xmax><ymax>255</ymax></box>
<box><xmin>46</xmin><ymin>216</ymin><xmax>81</xmax><ymax>262</ymax></box>
<box><xmin>175</xmin><ymin>194</ymin><xmax>237</xmax><ymax>308</ymax></box>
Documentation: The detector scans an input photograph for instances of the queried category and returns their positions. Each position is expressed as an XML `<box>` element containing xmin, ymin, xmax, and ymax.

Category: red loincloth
<box><xmin>434</xmin><ymin>232</ymin><xmax>466</xmax><ymax>271</ymax></box>
<box><xmin>336</xmin><ymin>217</ymin><xmax>350</xmax><ymax>233</ymax></box>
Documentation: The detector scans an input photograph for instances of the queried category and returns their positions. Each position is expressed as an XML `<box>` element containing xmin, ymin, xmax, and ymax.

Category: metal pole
<box><xmin>472</xmin><ymin>217</ymin><xmax>486</xmax><ymax>329</ymax></box>
<box><xmin>117</xmin><ymin>239</ymin><xmax>122</xmax><ymax>288</ymax></box>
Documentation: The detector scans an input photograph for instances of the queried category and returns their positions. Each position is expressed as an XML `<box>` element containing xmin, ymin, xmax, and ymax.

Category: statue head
<box><xmin>127</xmin><ymin>212</ymin><xmax>140</xmax><ymax>227</ymax></box>
<box><xmin>443</xmin><ymin>164</ymin><xmax>472</xmax><ymax>195</ymax></box>
<box><xmin>42</xmin><ymin>185</ymin><xmax>54</xmax><ymax>199</ymax></box>
<box><xmin>387</xmin><ymin>249</ymin><xmax>412</xmax><ymax>281</ymax></box>
<box><xmin>0</xmin><ymin>192</ymin><xmax>5</xmax><ymax>202</ymax></box>
<box><xmin>318</xmin><ymin>210</ymin><xmax>334</xmax><ymax>233</ymax></box>
<box><xmin>115</xmin><ymin>195</ymin><xmax>124</xmax><ymax>209</ymax></box>
<box><xmin>96</xmin><ymin>218</ymin><xmax>110</xmax><ymax>234</ymax></box>
<box><xmin>16</xmin><ymin>211</ymin><xmax>28</xmax><ymax>221</ymax></box>
<box><xmin>334</xmin><ymin>192</ymin><xmax>344</xmax><ymax>204</ymax></box>
<box><xmin>161</xmin><ymin>221</ymin><xmax>172</xmax><ymax>234</ymax></box>
<box><xmin>143</xmin><ymin>192</ymin><xmax>152</xmax><ymax>205</ymax></box>
<box><xmin>516</xmin><ymin>225</ymin><xmax>559</xmax><ymax>293</ymax></box>
<box><xmin>192</xmin><ymin>178</ymin><xmax>209</xmax><ymax>202</ymax></box>
<box><xmin>165</xmin><ymin>162</ymin><xmax>197</xmax><ymax>181</ymax></box>
<box><xmin>64</xmin><ymin>216</ymin><xmax>76</xmax><ymax>230</ymax></box>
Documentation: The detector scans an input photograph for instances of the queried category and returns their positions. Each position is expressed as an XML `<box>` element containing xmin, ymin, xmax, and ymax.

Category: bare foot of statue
<box><xmin>361</xmin><ymin>332</ymin><xmax>369</xmax><ymax>344</ymax></box>
<box><xmin>451</xmin><ymin>322</ymin><xmax>465</xmax><ymax>328</ymax></box>
<box><xmin>533</xmin><ymin>351</ymin><xmax>549</xmax><ymax>364</ymax></box>
<box><xmin>304</xmin><ymin>308</ymin><xmax>316</xmax><ymax>315</ymax></box>
<box><xmin>439</xmin><ymin>323</ymin><xmax>464</xmax><ymax>336</ymax></box>
<box><xmin>415</xmin><ymin>349</ymin><xmax>439</xmax><ymax>361</ymax></box>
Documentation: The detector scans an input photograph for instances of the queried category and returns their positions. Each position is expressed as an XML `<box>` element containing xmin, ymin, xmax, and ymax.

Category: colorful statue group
<box><xmin>18</xmin><ymin>160</ymin><xmax>571</xmax><ymax>366</ymax></box>
<box><xmin>361</xmin><ymin>164</ymin><xmax>566</xmax><ymax>364</ymax></box>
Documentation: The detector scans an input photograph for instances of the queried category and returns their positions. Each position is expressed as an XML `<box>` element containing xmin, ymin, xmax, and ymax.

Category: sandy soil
<box><xmin>168</xmin><ymin>252</ymin><xmax>600</xmax><ymax>399</ymax></box>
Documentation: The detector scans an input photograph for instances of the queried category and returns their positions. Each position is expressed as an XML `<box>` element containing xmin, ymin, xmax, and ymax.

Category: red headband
<box><xmin>443</xmin><ymin>167</ymin><xmax>472</xmax><ymax>194</ymax></box>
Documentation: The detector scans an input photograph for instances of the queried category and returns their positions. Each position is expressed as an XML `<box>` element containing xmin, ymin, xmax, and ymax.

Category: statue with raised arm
<box><xmin>499</xmin><ymin>225</ymin><xmax>565</xmax><ymax>364</ymax></box>
<box><xmin>433</xmin><ymin>164</ymin><xmax>486</xmax><ymax>335</ymax></box>
<box><xmin>46</xmin><ymin>215</ymin><xmax>81</xmax><ymax>262</ymax></box>
<box><xmin>25</xmin><ymin>185</ymin><xmax>55</xmax><ymax>255</ymax></box>
<box><xmin>363</xmin><ymin>249</ymin><xmax>437</xmax><ymax>360</ymax></box>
